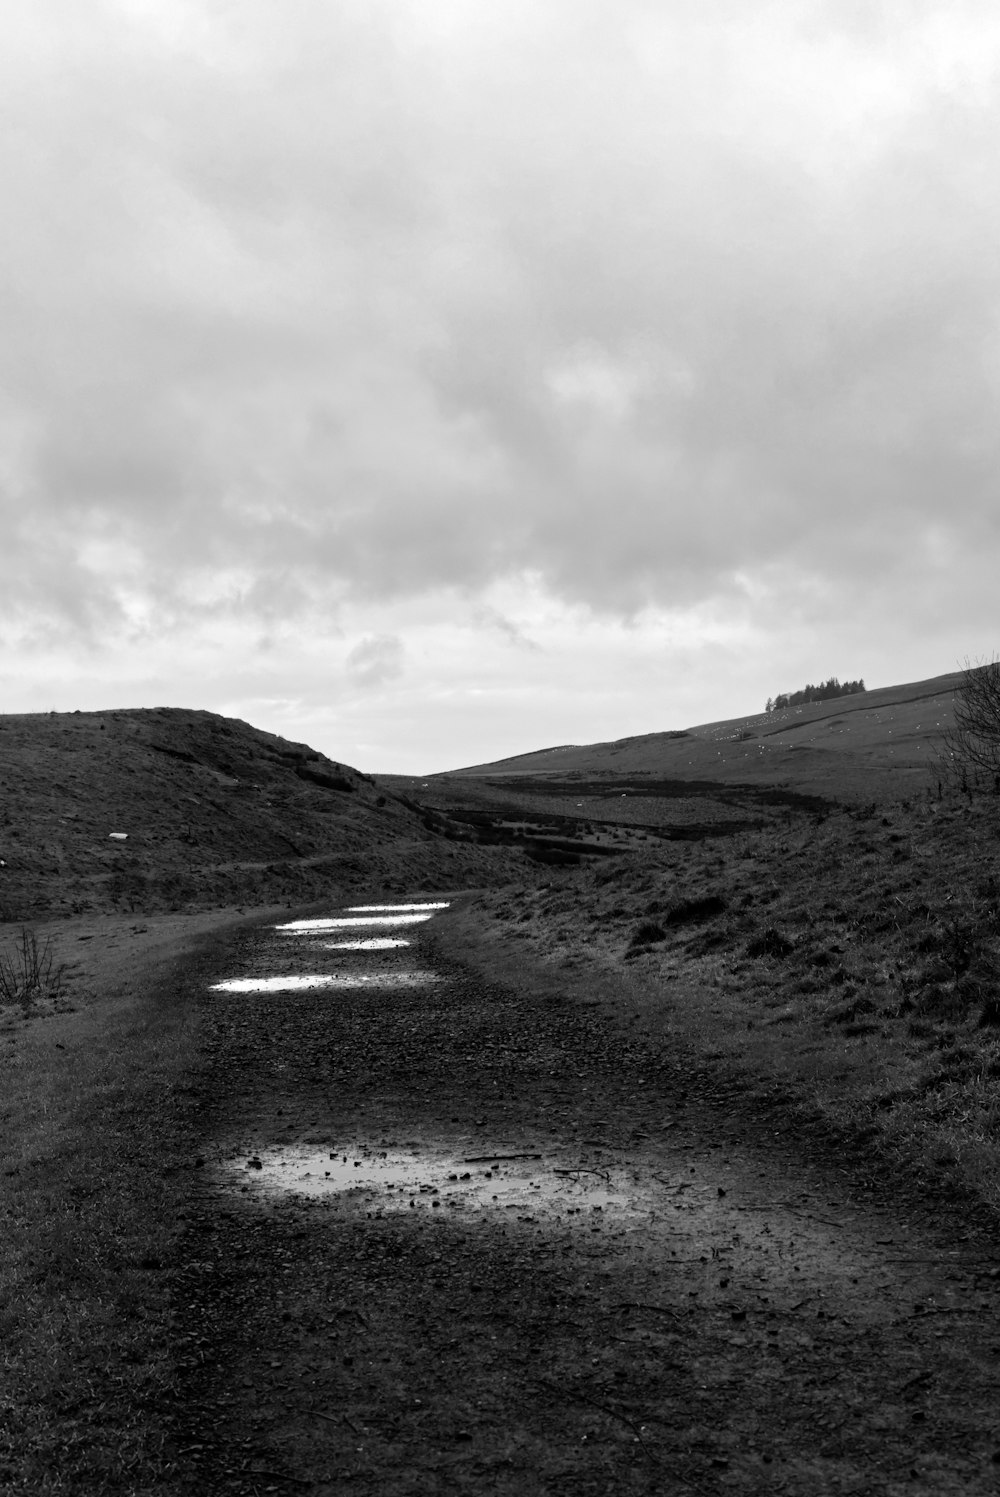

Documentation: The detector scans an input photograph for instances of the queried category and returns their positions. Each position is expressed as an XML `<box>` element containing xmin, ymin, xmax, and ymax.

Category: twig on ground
<box><xmin>734</xmin><ymin>1203</ymin><xmax>846</xmax><ymax>1227</ymax></box>
<box><xmin>462</xmin><ymin>1153</ymin><xmax>543</xmax><ymax>1163</ymax></box>
<box><xmin>611</xmin><ymin>1302</ymin><xmax>685</xmax><ymax>1319</ymax></box>
<box><xmin>291</xmin><ymin>1406</ymin><xmax>355</xmax><ymax>1431</ymax></box>
<box><xmin>530</xmin><ymin>1374</ymin><xmax>658</xmax><ymax>1463</ymax></box>
<box><xmin>245</xmin><ymin>1471</ymin><xmax>313</xmax><ymax>1487</ymax></box>
<box><xmin>286</xmin><ymin>1403</ymin><xmax>366</xmax><ymax>1442</ymax></box>
<box><xmin>903</xmin><ymin>1307</ymin><xmax>983</xmax><ymax>1318</ymax></box>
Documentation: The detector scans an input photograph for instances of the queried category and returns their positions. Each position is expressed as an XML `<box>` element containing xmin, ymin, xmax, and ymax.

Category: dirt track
<box><xmin>170</xmin><ymin>899</ymin><xmax>1000</xmax><ymax>1495</ymax></box>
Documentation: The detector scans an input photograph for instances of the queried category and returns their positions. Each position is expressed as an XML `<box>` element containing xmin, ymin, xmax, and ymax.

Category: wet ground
<box><xmin>172</xmin><ymin>898</ymin><xmax>1000</xmax><ymax>1494</ymax></box>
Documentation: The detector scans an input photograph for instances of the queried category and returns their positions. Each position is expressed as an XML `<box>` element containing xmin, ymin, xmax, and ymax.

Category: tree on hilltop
<box><xmin>766</xmin><ymin>677</ymin><xmax>865</xmax><ymax>712</ymax></box>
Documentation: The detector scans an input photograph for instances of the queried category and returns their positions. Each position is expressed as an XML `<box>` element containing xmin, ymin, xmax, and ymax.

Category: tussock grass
<box><xmin>453</xmin><ymin>793</ymin><xmax>1000</xmax><ymax>1218</ymax></box>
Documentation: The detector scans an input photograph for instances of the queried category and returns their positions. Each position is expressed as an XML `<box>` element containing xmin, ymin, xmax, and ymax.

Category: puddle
<box><xmin>213</xmin><ymin>1137</ymin><xmax>896</xmax><ymax>1311</ymax></box>
<box><xmin>276</xmin><ymin>915</ymin><xmax>433</xmax><ymax>932</ymax></box>
<box><xmin>210</xmin><ymin>972</ymin><xmax>443</xmax><ymax>994</ymax></box>
<box><xmin>321</xmin><ymin>938</ymin><xmax>411</xmax><ymax>950</ymax></box>
<box><xmin>218</xmin><ymin>1141</ymin><xmax>636</xmax><ymax>1222</ymax></box>
<box><xmin>347</xmin><ymin>903</ymin><xmax>451</xmax><ymax>912</ymax></box>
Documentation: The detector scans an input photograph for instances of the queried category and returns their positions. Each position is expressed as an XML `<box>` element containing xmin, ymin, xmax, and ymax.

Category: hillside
<box><xmin>444</xmin><ymin>670</ymin><xmax>963</xmax><ymax>802</ymax></box>
<box><xmin>7</xmin><ymin>688</ymin><xmax>1000</xmax><ymax>1497</ymax></box>
<box><xmin>0</xmin><ymin>707</ymin><xmax>510</xmax><ymax>920</ymax></box>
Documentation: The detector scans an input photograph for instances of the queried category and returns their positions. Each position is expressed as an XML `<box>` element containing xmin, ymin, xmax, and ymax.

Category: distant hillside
<box><xmin>0</xmin><ymin>707</ymin><xmax>509</xmax><ymax>920</ymax></box>
<box><xmin>443</xmin><ymin>672</ymin><xmax>963</xmax><ymax>801</ymax></box>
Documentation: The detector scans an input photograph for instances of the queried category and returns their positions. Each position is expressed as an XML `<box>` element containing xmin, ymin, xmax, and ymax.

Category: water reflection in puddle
<box><xmin>276</xmin><ymin>914</ymin><xmax>433</xmax><ymax>932</ymax></box>
<box><xmin>322</xmin><ymin>938</ymin><xmax>410</xmax><ymax>950</ymax></box>
<box><xmin>347</xmin><ymin>902</ymin><xmax>451</xmax><ymax>912</ymax></box>
<box><xmin>210</xmin><ymin>972</ymin><xmax>442</xmax><ymax>994</ymax></box>
<box><xmin>219</xmin><ymin>1141</ymin><xmax>636</xmax><ymax>1222</ymax></box>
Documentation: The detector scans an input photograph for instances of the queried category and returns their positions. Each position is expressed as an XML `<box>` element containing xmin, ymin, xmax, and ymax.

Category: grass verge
<box><xmin>0</xmin><ymin>910</ymin><xmax>266</xmax><ymax>1494</ymax></box>
<box><xmin>440</xmin><ymin>794</ymin><xmax>1000</xmax><ymax>1220</ymax></box>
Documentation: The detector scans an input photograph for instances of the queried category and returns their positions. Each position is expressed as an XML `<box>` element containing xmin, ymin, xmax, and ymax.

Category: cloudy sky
<box><xmin>2</xmin><ymin>1</ymin><xmax>999</xmax><ymax>772</ymax></box>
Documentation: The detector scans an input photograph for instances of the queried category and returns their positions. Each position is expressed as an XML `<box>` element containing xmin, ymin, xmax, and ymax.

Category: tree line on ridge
<box><xmin>765</xmin><ymin>677</ymin><xmax>866</xmax><ymax>713</ymax></box>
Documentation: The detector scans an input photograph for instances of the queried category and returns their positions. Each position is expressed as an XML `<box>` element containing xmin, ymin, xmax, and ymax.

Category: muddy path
<box><xmin>171</xmin><ymin>899</ymin><xmax>1000</xmax><ymax>1495</ymax></box>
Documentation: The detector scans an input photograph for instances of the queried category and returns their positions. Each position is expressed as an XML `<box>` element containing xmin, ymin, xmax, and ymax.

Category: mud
<box><xmin>172</xmin><ymin>898</ymin><xmax>1000</xmax><ymax>1495</ymax></box>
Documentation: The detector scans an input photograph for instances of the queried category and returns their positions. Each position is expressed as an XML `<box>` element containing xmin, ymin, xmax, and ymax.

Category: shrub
<box><xmin>939</xmin><ymin>656</ymin><xmax>1000</xmax><ymax>791</ymax></box>
<box><xmin>0</xmin><ymin>929</ymin><xmax>64</xmax><ymax>1012</ymax></box>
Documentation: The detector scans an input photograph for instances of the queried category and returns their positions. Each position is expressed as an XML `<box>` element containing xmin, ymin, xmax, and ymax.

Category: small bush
<box><xmin>0</xmin><ymin>929</ymin><xmax>64</xmax><ymax>1012</ymax></box>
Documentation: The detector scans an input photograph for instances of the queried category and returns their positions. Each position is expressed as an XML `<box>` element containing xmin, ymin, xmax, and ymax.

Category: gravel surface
<box><xmin>169</xmin><ymin>900</ymin><xmax>1000</xmax><ymax>1495</ymax></box>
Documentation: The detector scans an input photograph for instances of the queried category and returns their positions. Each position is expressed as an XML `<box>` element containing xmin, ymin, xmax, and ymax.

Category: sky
<box><xmin>2</xmin><ymin>1</ymin><xmax>999</xmax><ymax>773</ymax></box>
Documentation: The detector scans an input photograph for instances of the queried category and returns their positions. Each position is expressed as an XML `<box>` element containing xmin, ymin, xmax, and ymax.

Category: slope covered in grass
<box><xmin>446</xmin><ymin>671</ymin><xmax>962</xmax><ymax>801</ymax></box>
<box><xmin>455</xmin><ymin>791</ymin><xmax>1000</xmax><ymax>1214</ymax></box>
<box><xmin>0</xmin><ymin>707</ymin><xmax>512</xmax><ymax>919</ymax></box>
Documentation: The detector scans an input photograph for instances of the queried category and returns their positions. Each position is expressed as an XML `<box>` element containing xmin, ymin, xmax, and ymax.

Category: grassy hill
<box><xmin>0</xmin><ymin>670</ymin><xmax>970</xmax><ymax>920</ymax></box>
<box><xmin>0</xmin><ymin>707</ymin><xmax>509</xmax><ymax>920</ymax></box>
<box><xmin>444</xmin><ymin>671</ymin><xmax>963</xmax><ymax>802</ymax></box>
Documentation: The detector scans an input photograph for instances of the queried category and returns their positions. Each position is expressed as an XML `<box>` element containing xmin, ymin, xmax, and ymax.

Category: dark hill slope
<box><xmin>444</xmin><ymin>672</ymin><xmax>962</xmax><ymax>802</ymax></box>
<box><xmin>0</xmin><ymin>707</ymin><xmax>507</xmax><ymax>919</ymax></box>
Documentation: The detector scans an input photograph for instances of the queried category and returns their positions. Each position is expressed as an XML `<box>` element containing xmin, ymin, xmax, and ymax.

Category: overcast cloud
<box><xmin>2</xmin><ymin>1</ymin><xmax>999</xmax><ymax>769</ymax></box>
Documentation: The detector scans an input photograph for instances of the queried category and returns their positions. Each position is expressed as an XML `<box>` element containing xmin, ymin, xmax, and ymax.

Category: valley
<box><xmin>4</xmin><ymin>671</ymin><xmax>1000</xmax><ymax>1493</ymax></box>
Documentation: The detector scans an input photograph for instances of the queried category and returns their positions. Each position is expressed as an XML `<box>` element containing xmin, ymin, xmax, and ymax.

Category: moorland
<box><xmin>4</xmin><ymin>673</ymin><xmax>1000</xmax><ymax>1494</ymax></box>
<box><xmin>380</xmin><ymin>669</ymin><xmax>1000</xmax><ymax>1211</ymax></box>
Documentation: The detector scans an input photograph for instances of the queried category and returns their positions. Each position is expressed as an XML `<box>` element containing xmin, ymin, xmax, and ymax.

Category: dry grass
<box><xmin>0</xmin><ymin>909</ymin><xmax>263</xmax><ymax>1494</ymax></box>
<box><xmin>0</xmin><ymin>706</ymin><xmax>518</xmax><ymax>921</ymax></box>
<box><xmin>447</xmin><ymin>792</ymin><xmax>1000</xmax><ymax>1218</ymax></box>
<box><xmin>439</xmin><ymin>669</ymin><xmax>961</xmax><ymax>801</ymax></box>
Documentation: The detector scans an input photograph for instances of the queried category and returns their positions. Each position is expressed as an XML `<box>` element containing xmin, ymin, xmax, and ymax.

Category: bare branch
<box><xmin>938</xmin><ymin>657</ymin><xmax>1000</xmax><ymax>793</ymax></box>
